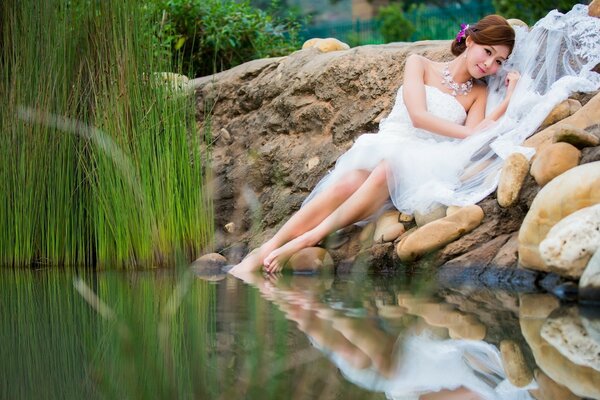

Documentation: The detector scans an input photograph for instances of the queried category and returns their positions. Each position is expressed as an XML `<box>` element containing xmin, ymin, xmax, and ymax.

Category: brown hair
<box><xmin>451</xmin><ymin>15</ymin><xmax>515</xmax><ymax>57</ymax></box>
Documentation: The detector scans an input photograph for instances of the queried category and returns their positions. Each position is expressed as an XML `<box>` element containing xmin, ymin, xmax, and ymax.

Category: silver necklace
<box><xmin>442</xmin><ymin>64</ymin><xmax>473</xmax><ymax>96</ymax></box>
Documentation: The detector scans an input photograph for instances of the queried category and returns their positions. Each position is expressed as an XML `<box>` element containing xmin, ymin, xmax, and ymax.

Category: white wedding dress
<box><xmin>303</xmin><ymin>5</ymin><xmax>600</xmax><ymax>215</ymax></box>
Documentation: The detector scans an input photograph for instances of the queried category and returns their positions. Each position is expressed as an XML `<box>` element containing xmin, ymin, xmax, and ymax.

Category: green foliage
<box><xmin>492</xmin><ymin>0</ymin><xmax>582</xmax><ymax>25</ymax></box>
<box><xmin>378</xmin><ymin>3</ymin><xmax>416</xmax><ymax>43</ymax></box>
<box><xmin>147</xmin><ymin>0</ymin><xmax>301</xmax><ymax>77</ymax></box>
<box><xmin>0</xmin><ymin>0</ymin><xmax>213</xmax><ymax>267</ymax></box>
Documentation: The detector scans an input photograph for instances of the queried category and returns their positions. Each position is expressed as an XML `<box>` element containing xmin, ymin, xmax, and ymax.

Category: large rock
<box><xmin>590</xmin><ymin>0</ymin><xmax>600</xmax><ymax>18</ymax></box>
<box><xmin>554</xmin><ymin>124</ymin><xmax>600</xmax><ymax>148</ymax></box>
<box><xmin>525</xmin><ymin>91</ymin><xmax>600</xmax><ymax>154</ymax></box>
<box><xmin>497</xmin><ymin>152</ymin><xmax>529</xmax><ymax>207</ymax></box>
<box><xmin>539</xmin><ymin>204</ymin><xmax>600</xmax><ymax>278</ymax></box>
<box><xmin>500</xmin><ymin>340</ymin><xmax>533</xmax><ymax>387</ymax></box>
<box><xmin>530</xmin><ymin>142</ymin><xmax>581</xmax><ymax>187</ymax></box>
<box><xmin>539</xmin><ymin>99</ymin><xmax>582</xmax><ymax>131</ymax></box>
<box><xmin>396</xmin><ymin>205</ymin><xmax>484</xmax><ymax>262</ymax></box>
<box><xmin>372</xmin><ymin>210</ymin><xmax>405</xmax><ymax>243</ymax></box>
<box><xmin>518</xmin><ymin>162</ymin><xmax>600</xmax><ymax>274</ymax></box>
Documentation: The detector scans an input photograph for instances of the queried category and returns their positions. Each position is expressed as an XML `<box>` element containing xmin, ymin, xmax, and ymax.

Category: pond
<box><xmin>1</xmin><ymin>268</ymin><xmax>598</xmax><ymax>399</ymax></box>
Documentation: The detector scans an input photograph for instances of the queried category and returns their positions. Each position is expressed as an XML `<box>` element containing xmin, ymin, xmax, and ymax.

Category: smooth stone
<box><xmin>518</xmin><ymin>162</ymin><xmax>600</xmax><ymax>273</ymax></box>
<box><xmin>445</xmin><ymin>205</ymin><xmax>461</xmax><ymax>216</ymax></box>
<box><xmin>190</xmin><ymin>253</ymin><xmax>228</xmax><ymax>280</ymax></box>
<box><xmin>497</xmin><ymin>152</ymin><xmax>529</xmax><ymax>207</ymax></box>
<box><xmin>302</xmin><ymin>37</ymin><xmax>350</xmax><ymax>52</ymax></box>
<box><xmin>224</xmin><ymin>222</ymin><xmax>236</xmax><ymax>233</ymax></box>
<box><xmin>541</xmin><ymin>307</ymin><xmax>600</xmax><ymax>372</ymax></box>
<box><xmin>372</xmin><ymin>210</ymin><xmax>401</xmax><ymax>243</ymax></box>
<box><xmin>284</xmin><ymin>247</ymin><xmax>334</xmax><ymax>272</ymax></box>
<box><xmin>539</xmin><ymin>99</ymin><xmax>582</xmax><ymax>131</ymax></box>
<box><xmin>539</xmin><ymin>204</ymin><xmax>600</xmax><ymax>278</ymax></box>
<box><xmin>414</xmin><ymin>204</ymin><xmax>447</xmax><ymax>227</ymax></box>
<box><xmin>530</xmin><ymin>142</ymin><xmax>581</xmax><ymax>187</ymax></box>
<box><xmin>396</xmin><ymin>205</ymin><xmax>484</xmax><ymax>262</ymax></box>
<box><xmin>525</xmin><ymin>92</ymin><xmax>600</xmax><ymax>154</ymax></box>
<box><xmin>218</xmin><ymin>127</ymin><xmax>232</xmax><ymax>144</ymax></box>
<box><xmin>554</xmin><ymin>123</ymin><xmax>600</xmax><ymax>148</ymax></box>
<box><xmin>506</xmin><ymin>18</ymin><xmax>529</xmax><ymax>29</ymax></box>
<box><xmin>580</xmin><ymin>250</ymin><xmax>600</xmax><ymax>303</ymax></box>
<box><xmin>590</xmin><ymin>0</ymin><xmax>600</xmax><ymax>18</ymax></box>
<box><xmin>519</xmin><ymin>293</ymin><xmax>560</xmax><ymax>319</ymax></box>
<box><xmin>399</xmin><ymin>212</ymin><xmax>414</xmax><ymax>223</ymax></box>
<box><xmin>500</xmin><ymin>340</ymin><xmax>534</xmax><ymax>387</ymax></box>
<box><xmin>359</xmin><ymin>222</ymin><xmax>376</xmax><ymax>246</ymax></box>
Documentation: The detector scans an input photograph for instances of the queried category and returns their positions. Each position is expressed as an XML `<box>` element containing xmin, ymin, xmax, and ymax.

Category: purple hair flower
<box><xmin>456</xmin><ymin>23</ymin><xmax>469</xmax><ymax>42</ymax></box>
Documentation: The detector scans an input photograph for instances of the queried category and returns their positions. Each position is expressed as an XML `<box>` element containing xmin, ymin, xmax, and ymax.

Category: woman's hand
<box><xmin>505</xmin><ymin>70</ymin><xmax>521</xmax><ymax>98</ymax></box>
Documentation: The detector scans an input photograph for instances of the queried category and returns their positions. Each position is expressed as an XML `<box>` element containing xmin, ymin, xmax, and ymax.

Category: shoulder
<box><xmin>405</xmin><ymin>54</ymin><xmax>427</xmax><ymax>68</ymax></box>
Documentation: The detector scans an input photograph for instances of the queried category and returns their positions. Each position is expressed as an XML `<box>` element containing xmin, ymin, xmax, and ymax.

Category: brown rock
<box><xmin>590</xmin><ymin>0</ymin><xmax>600</xmax><ymax>18</ymax></box>
<box><xmin>396</xmin><ymin>205</ymin><xmax>484</xmax><ymax>262</ymax></box>
<box><xmin>284</xmin><ymin>247</ymin><xmax>334</xmax><ymax>272</ymax></box>
<box><xmin>491</xmin><ymin>232</ymin><xmax>519</xmax><ymax>268</ymax></box>
<box><xmin>500</xmin><ymin>340</ymin><xmax>534</xmax><ymax>387</ymax></box>
<box><xmin>530</xmin><ymin>142</ymin><xmax>581</xmax><ymax>187</ymax></box>
<box><xmin>442</xmin><ymin>233</ymin><xmax>511</xmax><ymax>268</ymax></box>
<box><xmin>518</xmin><ymin>162</ymin><xmax>600</xmax><ymax>273</ymax></box>
<box><xmin>445</xmin><ymin>205</ymin><xmax>461</xmax><ymax>216</ymax></box>
<box><xmin>399</xmin><ymin>212</ymin><xmax>414</xmax><ymax>222</ymax></box>
<box><xmin>302</xmin><ymin>37</ymin><xmax>350</xmax><ymax>52</ymax></box>
<box><xmin>525</xmin><ymin>92</ymin><xmax>600</xmax><ymax>154</ymax></box>
<box><xmin>553</xmin><ymin>124</ymin><xmax>600</xmax><ymax>148</ymax></box>
<box><xmin>373</xmin><ymin>210</ymin><xmax>402</xmax><ymax>243</ymax></box>
<box><xmin>190</xmin><ymin>253</ymin><xmax>228</xmax><ymax>281</ymax></box>
<box><xmin>507</xmin><ymin>18</ymin><xmax>529</xmax><ymax>29</ymax></box>
<box><xmin>539</xmin><ymin>99</ymin><xmax>582</xmax><ymax>131</ymax></box>
<box><xmin>414</xmin><ymin>204</ymin><xmax>447</xmax><ymax>227</ymax></box>
<box><xmin>497</xmin><ymin>153</ymin><xmax>530</xmax><ymax>207</ymax></box>
<box><xmin>519</xmin><ymin>293</ymin><xmax>560</xmax><ymax>319</ymax></box>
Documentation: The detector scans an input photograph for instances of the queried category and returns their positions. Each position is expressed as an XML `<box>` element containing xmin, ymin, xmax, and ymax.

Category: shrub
<box><xmin>378</xmin><ymin>3</ymin><xmax>416</xmax><ymax>43</ymax></box>
<box><xmin>147</xmin><ymin>0</ymin><xmax>301</xmax><ymax>77</ymax></box>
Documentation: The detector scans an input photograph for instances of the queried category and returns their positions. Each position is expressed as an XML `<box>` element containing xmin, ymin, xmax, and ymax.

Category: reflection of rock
<box><xmin>519</xmin><ymin>294</ymin><xmax>600</xmax><ymax>399</ymax></box>
<box><xmin>529</xmin><ymin>369</ymin><xmax>581</xmax><ymax>400</ymax></box>
<box><xmin>500</xmin><ymin>340</ymin><xmax>533</xmax><ymax>387</ymax></box>
<box><xmin>580</xmin><ymin>250</ymin><xmax>600</xmax><ymax>303</ymax></box>
<box><xmin>540</xmin><ymin>307</ymin><xmax>600</xmax><ymax>372</ymax></box>
<box><xmin>518</xmin><ymin>162</ymin><xmax>600</xmax><ymax>275</ymax></box>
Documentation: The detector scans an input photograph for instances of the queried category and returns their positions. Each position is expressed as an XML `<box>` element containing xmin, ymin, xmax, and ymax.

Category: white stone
<box><xmin>539</xmin><ymin>204</ymin><xmax>600</xmax><ymax>277</ymax></box>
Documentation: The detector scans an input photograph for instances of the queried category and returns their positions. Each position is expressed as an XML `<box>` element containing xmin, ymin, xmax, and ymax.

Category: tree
<box><xmin>492</xmin><ymin>0</ymin><xmax>584</xmax><ymax>25</ymax></box>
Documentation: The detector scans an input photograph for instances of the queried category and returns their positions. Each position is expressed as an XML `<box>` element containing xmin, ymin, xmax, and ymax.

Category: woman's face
<box><xmin>465</xmin><ymin>37</ymin><xmax>511</xmax><ymax>78</ymax></box>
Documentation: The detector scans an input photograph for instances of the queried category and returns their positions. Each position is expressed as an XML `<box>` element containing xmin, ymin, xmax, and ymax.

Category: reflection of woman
<box><xmin>243</xmin><ymin>273</ymin><xmax>535</xmax><ymax>400</ymax></box>
<box><xmin>230</xmin><ymin>6</ymin><xmax>600</xmax><ymax>275</ymax></box>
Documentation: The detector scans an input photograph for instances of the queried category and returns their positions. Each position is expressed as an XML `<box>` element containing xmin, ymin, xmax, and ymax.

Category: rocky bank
<box><xmin>191</xmin><ymin>13</ymin><xmax>600</xmax><ymax>288</ymax></box>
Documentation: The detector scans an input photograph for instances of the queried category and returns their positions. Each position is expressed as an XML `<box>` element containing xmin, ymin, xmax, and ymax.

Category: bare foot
<box><xmin>228</xmin><ymin>240</ymin><xmax>281</xmax><ymax>278</ymax></box>
<box><xmin>264</xmin><ymin>233</ymin><xmax>317</xmax><ymax>274</ymax></box>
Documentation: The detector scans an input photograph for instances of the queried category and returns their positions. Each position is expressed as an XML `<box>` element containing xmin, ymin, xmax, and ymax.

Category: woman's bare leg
<box><xmin>264</xmin><ymin>162</ymin><xmax>391</xmax><ymax>273</ymax></box>
<box><xmin>229</xmin><ymin>169</ymin><xmax>370</xmax><ymax>275</ymax></box>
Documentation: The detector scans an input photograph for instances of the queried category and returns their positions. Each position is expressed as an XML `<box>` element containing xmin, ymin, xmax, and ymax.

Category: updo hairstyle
<box><xmin>451</xmin><ymin>15</ymin><xmax>515</xmax><ymax>57</ymax></box>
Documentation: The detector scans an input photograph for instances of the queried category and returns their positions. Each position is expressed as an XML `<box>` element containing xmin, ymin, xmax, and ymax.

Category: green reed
<box><xmin>0</xmin><ymin>0</ymin><xmax>212</xmax><ymax>268</ymax></box>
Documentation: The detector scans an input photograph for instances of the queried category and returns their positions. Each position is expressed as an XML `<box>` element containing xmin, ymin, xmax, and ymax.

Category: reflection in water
<box><xmin>237</xmin><ymin>273</ymin><xmax>537</xmax><ymax>400</ymax></box>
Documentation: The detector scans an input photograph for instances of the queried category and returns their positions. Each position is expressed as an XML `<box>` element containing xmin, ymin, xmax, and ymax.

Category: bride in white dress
<box><xmin>230</xmin><ymin>6</ymin><xmax>600</xmax><ymax>276</ymax></box>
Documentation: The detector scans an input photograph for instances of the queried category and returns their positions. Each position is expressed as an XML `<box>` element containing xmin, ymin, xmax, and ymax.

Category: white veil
<box><xmin>453</xmin><ymin>5</ymin><xmax>600</xmax><ymax>208</ymax></box>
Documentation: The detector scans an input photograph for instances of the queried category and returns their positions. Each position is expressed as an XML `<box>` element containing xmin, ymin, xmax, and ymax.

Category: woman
<box><xmin>230</xmin><ymin>15</ymin><xmax>518</xmax><ymax>275</ymax></box>
<box><xmin>230</xmin><ymin>6</ymin><xmax>600</xmax><ymax>275</ymax></box>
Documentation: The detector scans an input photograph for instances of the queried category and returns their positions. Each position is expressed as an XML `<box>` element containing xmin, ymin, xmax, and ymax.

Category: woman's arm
<box><xmin>403</xmin><ymin>55</ymin><xmax>474</xmax><ymax>139</ymax></box>
<box><xmin>470</xmin><ymin>71</ymin><xmax>521</xmax><ymax>130</ymax></box>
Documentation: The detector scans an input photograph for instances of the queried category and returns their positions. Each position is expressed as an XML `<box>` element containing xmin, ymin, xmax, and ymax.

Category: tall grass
<box><xmin>0</xmin><ymin>0</ymin><xmax>212</xmax><ymax>267</ymax></box>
